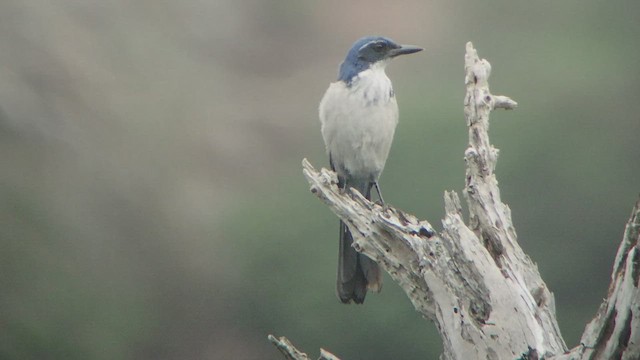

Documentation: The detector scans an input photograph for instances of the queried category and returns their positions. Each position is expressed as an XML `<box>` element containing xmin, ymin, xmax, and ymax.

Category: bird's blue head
<box><xmin>337</xmin><ymin>36</ymin><xmax>422</xmax><ymax>85</ymax></box>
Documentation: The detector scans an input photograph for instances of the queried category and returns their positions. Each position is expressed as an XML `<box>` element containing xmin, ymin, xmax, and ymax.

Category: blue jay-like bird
<box><xmin>319</xmin><ymin>36</ymin><xmax>422</xmax><ymax>304</ymax></box>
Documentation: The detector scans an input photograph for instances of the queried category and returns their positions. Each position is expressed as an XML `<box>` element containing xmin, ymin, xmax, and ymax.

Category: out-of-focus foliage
<box><xmin>1</xmin><ymin>1</ymin><xmax>638</xmax><ymax>359</ymax></box>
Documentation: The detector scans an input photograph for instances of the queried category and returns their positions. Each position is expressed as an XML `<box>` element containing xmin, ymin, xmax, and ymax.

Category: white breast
<box><xmin>319</xmin><ymin>64</ymin><xmax>399</xmax><ymax>182</ymax></box>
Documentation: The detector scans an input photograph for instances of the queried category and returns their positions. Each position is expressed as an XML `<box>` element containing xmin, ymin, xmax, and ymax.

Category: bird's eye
<box><xmin>374</xmin><ymin>43</ymin><xmax>384</xmax><ymax>51</ymax></box>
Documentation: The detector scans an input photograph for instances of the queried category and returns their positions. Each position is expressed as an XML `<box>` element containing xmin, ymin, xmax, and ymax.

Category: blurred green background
<box><xmin>1</xmin><ymin>1</ymin><xmax>639</xmax><ymax>359</ymax></box>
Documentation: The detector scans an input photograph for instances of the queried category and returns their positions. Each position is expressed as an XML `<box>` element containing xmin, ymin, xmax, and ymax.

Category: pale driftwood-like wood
<box><xmin>268</xmin><ymin>335</ymin><xmax>341</xmax><ymax>360</ymax></box>
<box><xmin>268</xmin><ymin>335</ymin><xmax>310</xmax><ymax>360</ymax></box>
<box><xmin>554</xmin><ymin>199</ymin><xmax>640</xmax><ymax>360</ymax></box>
<box><xmin>270</xmin><ymin>42</ymin><xmax>640</xmax><ymax>359</ymax></box>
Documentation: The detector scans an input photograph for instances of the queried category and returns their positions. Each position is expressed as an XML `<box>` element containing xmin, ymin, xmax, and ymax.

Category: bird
<box><xmin>319</xmin><ymin>36</ymin><xmax>422</xmax><ymax>304</ymax></box>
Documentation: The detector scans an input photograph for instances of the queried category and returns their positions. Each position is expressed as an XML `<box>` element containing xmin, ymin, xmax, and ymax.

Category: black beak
<box><xmin>389</xmin><ymin>44</ymin><xmax>423</xmax><ymax>58</ymax></box>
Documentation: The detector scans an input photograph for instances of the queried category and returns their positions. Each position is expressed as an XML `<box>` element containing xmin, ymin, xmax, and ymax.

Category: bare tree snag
<box><xmin>268</xmin><ymin>335</ymin><xmax>310</xmax><ymax>360</ymax></box>
<box><xmin>555</xmin><ymin>199</ymin><xmax>640</xmax><ymax>360</ymax></box>
<box><xmin>268</xmin><ymin>335</ymin><xmax>341</xmax><ymax>360</ymax></box>
<box><xmin>270</xmin><ymin>42</ymin><xmax>640</xmax><ymax>359</ymax></box>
